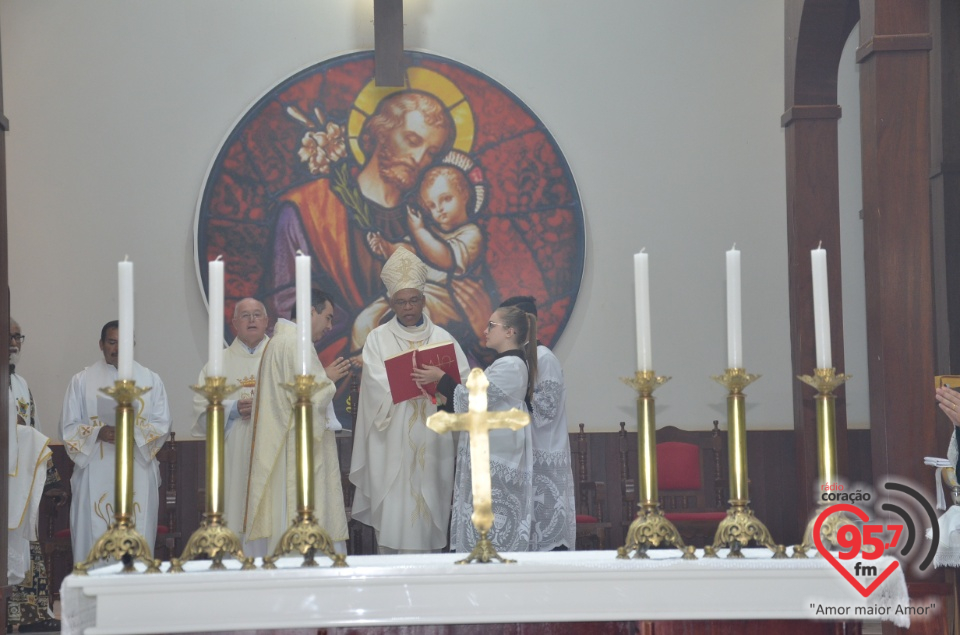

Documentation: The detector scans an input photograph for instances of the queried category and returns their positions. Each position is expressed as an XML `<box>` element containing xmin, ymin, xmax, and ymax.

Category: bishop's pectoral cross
<box><xmin>426</xmin><ymin>368</ymin><xmax>529</xmax><ymax>564</ymax></box>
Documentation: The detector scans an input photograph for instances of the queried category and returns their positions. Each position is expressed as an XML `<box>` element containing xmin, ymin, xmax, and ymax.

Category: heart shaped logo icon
<box><xmin>814</xmin><ymin>503</ymin><xmax>900</xmax><ymax>597</ymax></box>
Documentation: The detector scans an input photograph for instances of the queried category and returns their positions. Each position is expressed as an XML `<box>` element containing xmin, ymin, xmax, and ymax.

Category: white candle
<box><xmin>726</xmin><ymin>245</ymin><xmax>743</xmax><ymax>369</ymax></box>
<box><xmin>811</xmin><ymin>245</ymin><xmax>832</xmax><ymax>369</ymax></box>
<box><xmin>634</xmin><ymin>250</ymin><xmax>652</xmax><ymax>372</ymax></box>
<box><xmin>295</xmin><ymin>252</ymin><xmax>312</xmax><ymax>376</ymax></box>
<box><xmin>207</xmin><ymin>258</ymin><xmax>224</xmax><ymax>377</ymax></box>
<box><xmin>118</xmin><ymin>259</ymin><xmax>134</xmax><ymax>380</ymax></box>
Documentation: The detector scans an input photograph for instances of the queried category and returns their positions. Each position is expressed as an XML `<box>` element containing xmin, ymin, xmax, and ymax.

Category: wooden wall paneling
<box><xmin>856</xmin><ymin>0</ymin><xmax>937</xmax><ymax>500</ymax></box>
<box><xmin>746</xmin><ymin>431</ymin><xmax>802</xmax><ymax>547</ymax></box>
<box><xmin>178</xmin><ymin>440</ymin><xmax>204</xmax><ymax>547</ymax></box>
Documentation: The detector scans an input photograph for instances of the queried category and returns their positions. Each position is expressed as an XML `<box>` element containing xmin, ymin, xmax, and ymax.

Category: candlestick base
<box><xmin>73</xmin><ymin>516</ymin><xmax>162</xmax><ymax>575</ymax></box>
<box><xmin>617</xmin><ymin>503</ymin><xmax>686</xmax><ymax>559</ymax></box>
<box><xmin>711</xmin><ymin>502</ymin><xmax>778</xmax><ymax>557</ymax></box>
<box><xmin>261</xmin><ymin>510</ymin><xmax>346</xmax><ymax>569</ymax></box>
<box><xmin>799</xmin><ymin>505</ymin><xmax>862</xmax><ymax>555</ymax></box>
<box><xmin>454</xmin><ymin>529</ymin><xmax>516</xmax><ymax>565</ymax></box>
<box><xmin>170</xmin><ymin>514</ymin><xmax>256</xmax><ymax>572</ymax></box>
<box><xmin>172</xmin><ymin>377</ymin><xmax>252</xmax><ymax>571</ymax></box>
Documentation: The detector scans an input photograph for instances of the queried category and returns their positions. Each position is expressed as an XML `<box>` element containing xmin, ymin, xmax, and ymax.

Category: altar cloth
<box><xmin>61</xmin><ymin>549</ymin><xmax>911</xmax><ymax>634</ymax></box>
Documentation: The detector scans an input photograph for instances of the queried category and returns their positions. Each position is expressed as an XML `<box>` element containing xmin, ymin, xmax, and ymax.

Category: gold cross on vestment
<box><xmin>426</xmin><ymin>368</ymin><xmax>529</xmax><ymax>564</ymax></box>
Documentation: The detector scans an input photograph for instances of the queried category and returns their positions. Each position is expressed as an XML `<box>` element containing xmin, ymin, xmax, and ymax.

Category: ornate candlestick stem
<box><xmin>710</xmin><ymin>368</ymin><xmax>778</xmax><ymax>558</ymax></box>
<box><xmin>171</xmin><ymin>377</ymin><xmax>255</xmax><ymax>571</ymax></box>
<box><xmin>261</xmin><ymin>375</ymin><xmax>346</xmax><ymax>569</ymax></box>
<box><xmin>727</xmin><ymin>386</ymin><xmax>749</xmax><ymax>503</ymax></box>
<box><xmin>74</xmin><ymin>380</ymin><xmax>160</xmax><ymax>575</ymax></box>
<box><xmin>798</xmin><ymin>367</ymin><xmax>853</xmax><ymax>555</ymax></box>
<box><xmin>637</xmin><ymin>392</ymin><xmax>659</xmax><ymax>506</ymax></box>
<box><xmin>617</xmin><ymin>370</ymin><xmax>686</xmax><ymax>559</ymax></box>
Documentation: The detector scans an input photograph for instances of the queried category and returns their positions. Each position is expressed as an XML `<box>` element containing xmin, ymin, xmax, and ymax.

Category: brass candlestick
<box><xmin>617</xmin><ymin>370</ymin><xmax>686</xmax><ymax>560</ymax></box>
<box><xmin>261</xmin><ymin>375</ymin><xmax>346</xmax><ymax>569</ymax></box>
<box><xmin>170</xmin><ymin>376</ymin><xmax>255</xmax><ymax>572</ymax></box>
<box><xmin>710</xmin><ymin>368</ymin><xmax>778</xmax><ymax>558</ymax></box>
<box><xmin>798</xmin><ymin>367</ymin><xmax>853</xmax><ymax>555</ymax></box>
<box><xmin>74</xmin><ymin>380</ymin><xmax>161</xmax><ymax>575</ymax></box>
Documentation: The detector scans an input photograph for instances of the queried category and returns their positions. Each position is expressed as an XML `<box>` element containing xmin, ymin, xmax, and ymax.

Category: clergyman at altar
<box><xmin>7</xmin><ymin>318</ymin><xmax>59</xmax><ymax>633</ymax></box>
<box><xmin>243</xmin><ymin>289</ymin><xmax>349</xmax><ymax>555</ymax></box>
<box><xmin>191</xmin><ymin>297</ymin><xmax>269</xmax><ymax>556</ymax></box>
<box><xmin>59</xmin><ymin>320</ymin><xmax>172</xmax><ymax>562</ymax></box>
<box><xmin>350</xmin><ymin>248</ymin><xmax>470</xmax><ymax>554</ymax></box>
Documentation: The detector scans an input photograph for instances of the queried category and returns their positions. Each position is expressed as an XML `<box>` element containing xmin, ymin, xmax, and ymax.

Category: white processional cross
<box><xmin>426</xmin><ymin>368</ymin><xmax>530</xmax><ymax>564</ymax></box>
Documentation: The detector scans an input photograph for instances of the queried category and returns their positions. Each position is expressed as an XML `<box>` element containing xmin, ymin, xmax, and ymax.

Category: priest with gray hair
<box><xmin>191</xmin><ymin>297</ymin><xmax>270</xmax><ymax>556</ymax></box>
<box><xmin>350</xmin><ymin>248</ymin><xmax>470</xmax><ymax>553</ymax></box>
<box><xmin>8</xmin><ymin>318</ymin><xmax>59</xmax><ymax>632</ymax></box>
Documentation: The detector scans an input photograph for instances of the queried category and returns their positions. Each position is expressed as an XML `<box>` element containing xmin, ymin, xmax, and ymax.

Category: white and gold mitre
<box><xmin>381</xmin><ymin>248</ymin><xmax>427</xmax><ymax>297</ymax></box>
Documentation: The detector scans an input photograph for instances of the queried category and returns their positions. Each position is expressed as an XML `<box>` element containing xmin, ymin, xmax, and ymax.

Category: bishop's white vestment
<box><xmin>60</xmin><ymin>360</ymin><xmax>171</xmax><ymax>561</ymax></box>
<box><xmin>192</xmin><ymin>336</ymin><xmax>268</xmax><ymax>547</ymax></box>
<box><xmin>243</xmin><ymin>320</ymin><xmax>347</xmax><ymax>552</ymax></box>
<box><xmin>350</xmin><ymin>315</ymin><xmax>469</xmax><ymax>552</ymax></box>
<box><xmin>8</xmin><ymin>374</ymin><xmax>51</xmax><ymax>584</ymax></box>
<box><xmin>448</xmin><ymin>352</ymin><xmax>534</xmax><ymax>553</ymax></box>
<box><xmin>530</xmin><ymin>345</ymin><xmax>577</xmax><ymax>551</ymax></box>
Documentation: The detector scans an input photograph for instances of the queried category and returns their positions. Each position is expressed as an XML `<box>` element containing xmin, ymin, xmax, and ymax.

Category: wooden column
<box><xmin>856</xmin><ymin>0</ymin><xmax>936</xmax><ymax>496</ymax></box>
<box><xmin>930</xmin><ymin>0</ymin><xmax>960</xmax><ymax>452</ymax></box>
<box><xmin>0</xmin><ymin>14</ymin><xmax>11</xmax><ymax>632</ymax></box>
<box><xmin>783</xmin><ymin>0</ymin><xmax>859</xmax><ymax>530</ymax></box>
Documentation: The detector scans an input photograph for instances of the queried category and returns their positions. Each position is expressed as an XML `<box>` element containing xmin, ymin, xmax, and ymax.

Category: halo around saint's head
<box><xmin>348</xmin><ymin>66</ymin><xmax>476</xmax><ymax>166</ymax></box>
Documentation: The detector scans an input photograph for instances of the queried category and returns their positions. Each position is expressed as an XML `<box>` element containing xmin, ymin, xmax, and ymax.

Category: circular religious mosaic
<box><xmin>195</xmin><ymin>50</ymin><xmax>585</xmax><ymax>377</ymax></box>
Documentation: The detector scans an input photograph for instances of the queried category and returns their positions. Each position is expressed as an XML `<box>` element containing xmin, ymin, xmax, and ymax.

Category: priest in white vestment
<box><xmin>7</xmin><ymin>318</ymin><xmax>53</xmax><ymax>592</ymax></box>
<box><xmin>243</xmin><ymin>290</ymin><xmax>349</xmax><ymax>554</ymax></box>
<box><xmin>192</xmin><ymin>298</ymin><xmax>269</xmax><ymax>555</ymax></box>
<box><xmin>500</xmin><ymin>296</ymin><xmax>576</xmax><ymax>551</ymax></box>
<box><xmin>351</xmin><ymin>248</ymin><xmax>470</xmax><ymax>553</ymax></box>
<box><xmin>59</xmin><ymin>320</ymin><xmax>172</xmax><ymax>562</ymax></box>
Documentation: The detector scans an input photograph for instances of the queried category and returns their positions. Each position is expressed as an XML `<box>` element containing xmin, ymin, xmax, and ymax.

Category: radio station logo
<box><xmin>814</xmin><ymin>480</ymin><xmax>939</xmax><ymax>597</ymax></box>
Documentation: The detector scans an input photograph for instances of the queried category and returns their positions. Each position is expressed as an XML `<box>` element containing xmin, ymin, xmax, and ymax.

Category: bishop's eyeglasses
<box><xmin>391</xmin><ymin>296</ymin><xmax>424</xmax><ymax>309</ymax></box>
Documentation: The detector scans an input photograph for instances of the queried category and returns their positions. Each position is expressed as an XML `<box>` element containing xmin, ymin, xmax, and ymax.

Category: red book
<box><xmin>384</xmin><ymin>341</ymin><xmax>461</xmax><ymax>405</ymax></box>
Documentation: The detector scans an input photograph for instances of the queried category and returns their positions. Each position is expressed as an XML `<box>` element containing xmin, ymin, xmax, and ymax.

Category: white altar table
<box><xmin>61</xmin><ymin>549</ymin><xmax>911</xmax><ymax>635</ymax></box>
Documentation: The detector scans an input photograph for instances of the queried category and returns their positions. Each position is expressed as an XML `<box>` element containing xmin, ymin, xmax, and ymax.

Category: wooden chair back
<box><xmin>571</xmin><ymin>423</ymin><xmax>611</xmax><ymax>549</ymax></box>
<box><xmin>154</xmin><ymin>431</ymin><xmax>179</xmax><ymax>560</ymax></box>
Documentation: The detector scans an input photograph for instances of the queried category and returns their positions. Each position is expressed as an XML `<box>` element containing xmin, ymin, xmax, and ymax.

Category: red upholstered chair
<box><xmin>572</xmin><ymin>423</ymin><xmax>611</xmax><ymax>550</ymax></box>
<box><xmin>657</xmin><ymin>422</ymin><xmax>726</xmax><ymax>546</ymax></box>
<box><xmin>619</xmin><ymin>421</ymin><xmax>726</xmax><ymax>547</ymax></box>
